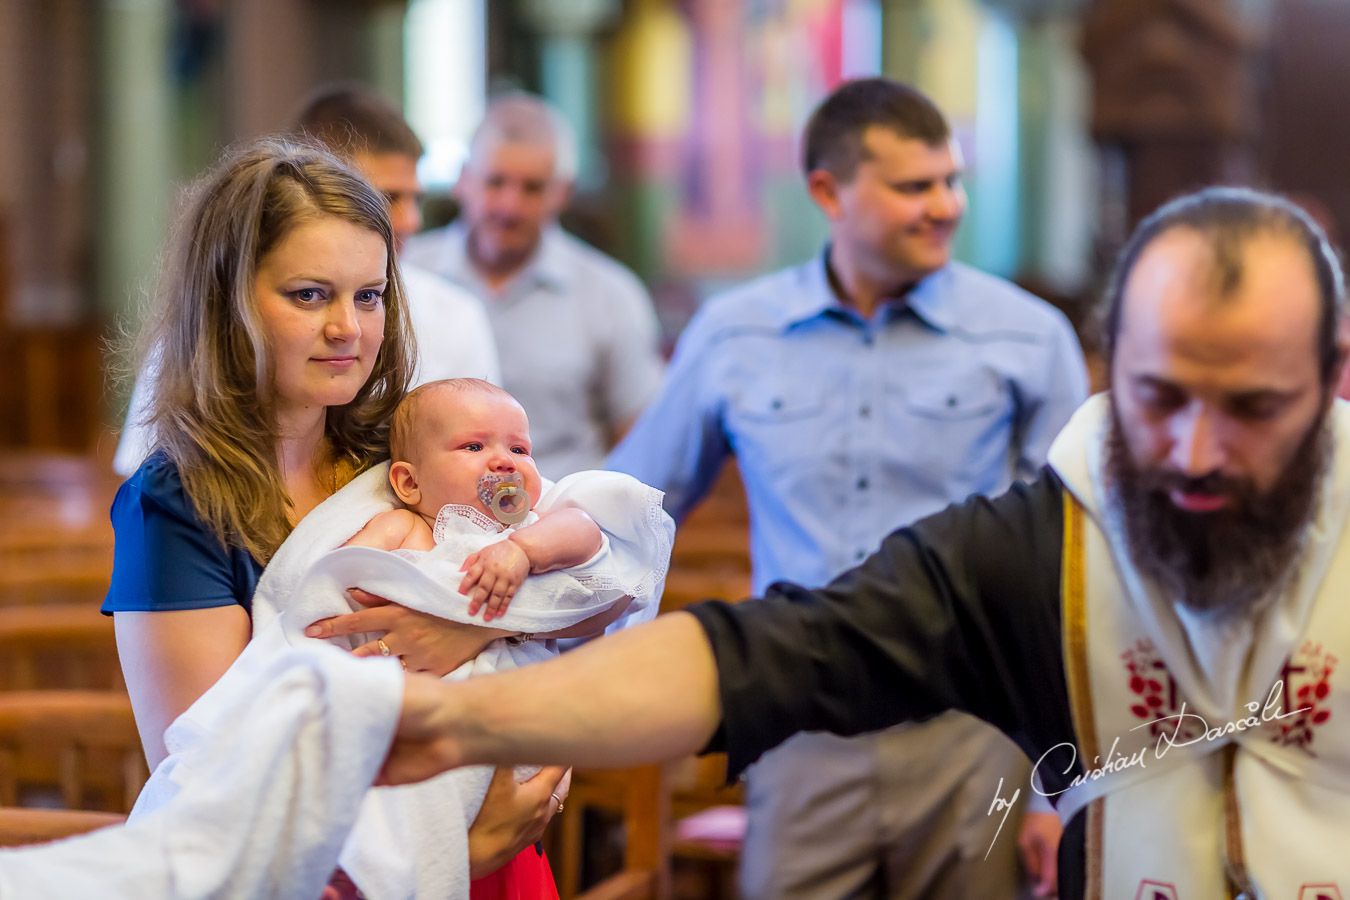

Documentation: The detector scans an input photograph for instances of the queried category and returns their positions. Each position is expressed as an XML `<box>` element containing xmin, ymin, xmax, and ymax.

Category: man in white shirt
<box><xmin>403</xmin><ymin>94</ymin><xmax>664</xmax><ymax>479</ymax></box>
<box><xmin>113</xmin><ymin>84</ymin><xmax>501</xmax><ymax>475</ymax></box>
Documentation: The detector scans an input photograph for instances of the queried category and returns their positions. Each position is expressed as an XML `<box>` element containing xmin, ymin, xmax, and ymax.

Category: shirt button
<box><xmin>859</xmin><ymin>404</ymin><xmax>871</xmax><ymax>418</ymax></box>
<box><xmin>856</xmin><ymin>477</ymin><xmax>869</xmax><ymax>491</ymax></box>
<box><xmin>855</xmin><ymin>550</ymin><xmax>866</xmax><ymax>561</ymax></box>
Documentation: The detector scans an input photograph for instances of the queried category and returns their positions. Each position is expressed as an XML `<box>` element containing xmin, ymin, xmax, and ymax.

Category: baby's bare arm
<box><xmin>344</xmin><ymin>508</ymin><xmax>436</xmax><ymax>551</ymax></box>
<box><xmin>460</xmin><ymin>509</ymin><xmax>603</xmax><ymax>621</ymax></box>
<box><xmin>539</xmin><ymin>595</ymin><xmax>634</xmax><ymax>640</ymax></box>
<box><xmin>508</xmin><ymin>508</ymin><xmax>603</xmax><ymax>574</ymax></box>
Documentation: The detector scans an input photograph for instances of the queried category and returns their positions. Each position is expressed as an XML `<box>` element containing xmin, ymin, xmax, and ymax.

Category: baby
<box><xmin>145</xmin><ymin>380</ymin><xmax>670</xmax><ymax>899</ymax></box>
<box><xmin>346</xmin><ymin>378</ymin><xmax>617</xmax><ymax>626</ymax></box>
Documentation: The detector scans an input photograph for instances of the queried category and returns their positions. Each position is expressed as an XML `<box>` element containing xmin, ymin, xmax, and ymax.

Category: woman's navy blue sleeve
<box><xmin>102</xmin><ymin>452</ymin><xmax>262</xmax><ymax>615</ymax></box>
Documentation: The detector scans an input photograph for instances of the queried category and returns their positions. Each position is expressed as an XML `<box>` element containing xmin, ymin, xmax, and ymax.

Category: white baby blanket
<box><xmin>0</xmin><ymin>646</ymin><xmax>403</xmax><ymax>900</ymax></box>
<box><xmin>252</xmin><ymin>463</ymin><xmax>671</xmax><ymax>641</ymax></box>
<box><xmin>133</xmin><ymin>463</ymin><xmax>673</xmax><ymax>900</ymax></box>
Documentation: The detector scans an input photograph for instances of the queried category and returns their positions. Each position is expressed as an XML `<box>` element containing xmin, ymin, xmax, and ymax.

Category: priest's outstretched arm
<box><xmin>379</xmin><ymin>474</ymin><xmax>1074</xmax><ymax>788</ymax></box>
<box><xmin>383</xmin><ymin>611</ymin><xmax>722</xmax><ymax>783</ymax></box>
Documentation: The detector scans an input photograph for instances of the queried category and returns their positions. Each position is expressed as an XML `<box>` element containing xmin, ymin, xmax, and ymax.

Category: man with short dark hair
<box><xmin>293</xmin><ymin>83</ymin><xmax>428</xmax><ymax>256</ymax></box>
<box><xmin>404</xmin><ymin>93</ymin><xmax>665</xmax><ymax>479</ymax></box>
<box><xmin>381</xmin><ymin>184</ymin><xmax>1350</xmax><ymax>898</ymax></box>
<box><xmin>608</xmin><ymin>78</ymin><xmax>1087</xmax><ymax>898</ymax></box>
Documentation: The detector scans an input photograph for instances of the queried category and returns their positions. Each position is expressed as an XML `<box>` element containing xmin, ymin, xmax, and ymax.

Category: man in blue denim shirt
<box><xmin>607</xmin><ymin>79</ymin><xmax>1088</xmax><ymax>898</ymax></box>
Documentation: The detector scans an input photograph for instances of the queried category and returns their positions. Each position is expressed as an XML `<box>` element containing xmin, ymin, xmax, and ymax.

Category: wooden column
<box><xmin>1081</xmin><ymin>0</ymin><xmax>1268</xmax><ymax>242</ymax></box>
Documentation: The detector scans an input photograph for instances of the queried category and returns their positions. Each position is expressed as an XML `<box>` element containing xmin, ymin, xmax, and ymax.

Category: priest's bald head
<box><xmin>1101</xmin><ymin>187</ymin><xmax>1347</xmax><ymax>615</ymax></box>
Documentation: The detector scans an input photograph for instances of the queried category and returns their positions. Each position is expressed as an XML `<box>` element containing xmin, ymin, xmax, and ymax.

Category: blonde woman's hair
<box><xmin>142</xmin><ymin>137</ymin><xmax>417</xmax><ymax>563</ymax></box>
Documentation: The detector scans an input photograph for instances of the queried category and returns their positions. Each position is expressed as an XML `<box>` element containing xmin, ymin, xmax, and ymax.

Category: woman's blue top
<box><xmin>102</xmin><ymin>451</ymin><xmax>263</xmax><ymax>616</ymax></box>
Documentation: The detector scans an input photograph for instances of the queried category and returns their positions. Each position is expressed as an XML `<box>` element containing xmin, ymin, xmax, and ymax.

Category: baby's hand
<box><xmin>459</xmin><ymin>539</ymin><xmax>531</xmax><ymax>621</ymax></box>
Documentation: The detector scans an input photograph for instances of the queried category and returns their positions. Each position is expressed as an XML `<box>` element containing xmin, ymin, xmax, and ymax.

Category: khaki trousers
<box><xmin>739</xmin><ymin>713</ymin><xmax>1029</xmax><ymax>899</ymax></box>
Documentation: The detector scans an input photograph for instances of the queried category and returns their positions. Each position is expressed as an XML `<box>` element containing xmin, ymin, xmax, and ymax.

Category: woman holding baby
<box><xmin>103</xmin><ymin>139</ymin><xmax>564</xmax><ymax>898</ymax></box>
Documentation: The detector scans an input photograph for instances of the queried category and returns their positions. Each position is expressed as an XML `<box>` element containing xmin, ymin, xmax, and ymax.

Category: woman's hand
<box><xmin>304</xmin><ymin>588</ymin><xmax>512</xmax><ymax>676</ymax></box>
<box><xmin>467</xmin><ymin>765</ymin><xmax>571</xmax><ymax>879</ymax></box>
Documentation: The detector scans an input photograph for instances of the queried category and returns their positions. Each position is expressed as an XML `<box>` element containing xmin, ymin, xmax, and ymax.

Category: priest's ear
<box><xmin>389</xmin><ymin>461</ymin><xmax>422</xmax><ymax>507</ymax></box>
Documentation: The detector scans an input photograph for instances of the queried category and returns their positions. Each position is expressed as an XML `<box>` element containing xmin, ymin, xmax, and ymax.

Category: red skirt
<box><xmin>469</xmin><ymin>846</ymin><xmax>559</xmax><ymax>900</ymax></box>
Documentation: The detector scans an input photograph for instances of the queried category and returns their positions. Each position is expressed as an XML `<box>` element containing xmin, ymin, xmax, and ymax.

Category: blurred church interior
<box><xmin>0</xmin><ymin>0</ymin><xmax>1345</xmax><ymax>896</ymax></box>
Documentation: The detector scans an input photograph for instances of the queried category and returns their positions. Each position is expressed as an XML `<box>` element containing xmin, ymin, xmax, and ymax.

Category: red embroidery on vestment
<box><xmin>1119</xmin><ymin>639</ymin><xmax>1336</xmax><ymax>753</ymax></box>
<box><xmin>1132</xmin><ymin>880</ymin><xmax>1177</xmax><ymax>900</ymax></box>
<box><xmin>1269</xmin><ymin>640</ymin><xmax>1337</xmax><ymax>755</ymax></box>
<box><xmin>1121</xmin><ymin>640</ymin><xmax>1202</xmax><ymax>741</ymax></box>
<box><xmin>1298</xmin><ymin>884</ymin><xmax>1343</xmax><ymax>900</ymax></box>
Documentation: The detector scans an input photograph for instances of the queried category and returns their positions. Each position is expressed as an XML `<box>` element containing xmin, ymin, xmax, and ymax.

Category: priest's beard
<box><xmin>1105</xmin><ymin>401</ymin><xmax>1331</xmax><ymax>616</ymax></box>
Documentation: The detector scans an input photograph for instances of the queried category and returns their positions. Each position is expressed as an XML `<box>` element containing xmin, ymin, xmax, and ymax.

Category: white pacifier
<box><xmin>477</xmin><ymin>471</ymin><xmax>530</xmax><ymax>526</ymax></box>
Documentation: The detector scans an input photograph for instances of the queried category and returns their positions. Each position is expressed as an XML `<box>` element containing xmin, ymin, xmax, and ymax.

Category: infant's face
<box><xmin>407</xmin><ymin>390</ymin><xmax>543</xmax><ymax>518</ymax></box>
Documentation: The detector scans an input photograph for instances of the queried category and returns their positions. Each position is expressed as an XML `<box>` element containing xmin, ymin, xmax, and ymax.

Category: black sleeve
<box><xmin>687</xmin><ymin>467</ymin><xmax>1074</xmax><ymax>781</ymax></box>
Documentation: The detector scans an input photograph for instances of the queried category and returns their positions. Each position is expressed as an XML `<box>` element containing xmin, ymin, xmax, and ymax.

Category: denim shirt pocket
<box><xmin>890</xmin><ymin>368</ymin><xmax>1012</xmax><ymax>489</ymax></box>
<box><xmin>726</xmin><ymin>381</ymin><xmax>830</xmax><ymax>476</ymax></box>
<box><xmin>900</xmin><ymin>368</ymin><xmax>1004</xmax><ymax>420</ymax></box>
<box><xmin>731</xmin><ymin>382</ymin><xmax>828</xmax><ymax>423</ymax></box>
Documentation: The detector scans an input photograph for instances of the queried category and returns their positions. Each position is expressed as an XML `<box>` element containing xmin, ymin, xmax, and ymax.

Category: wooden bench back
<box><xmin>0</xmin><ymin>690</ymin><xmax>146</xmax><ymax>813</ymax></box>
